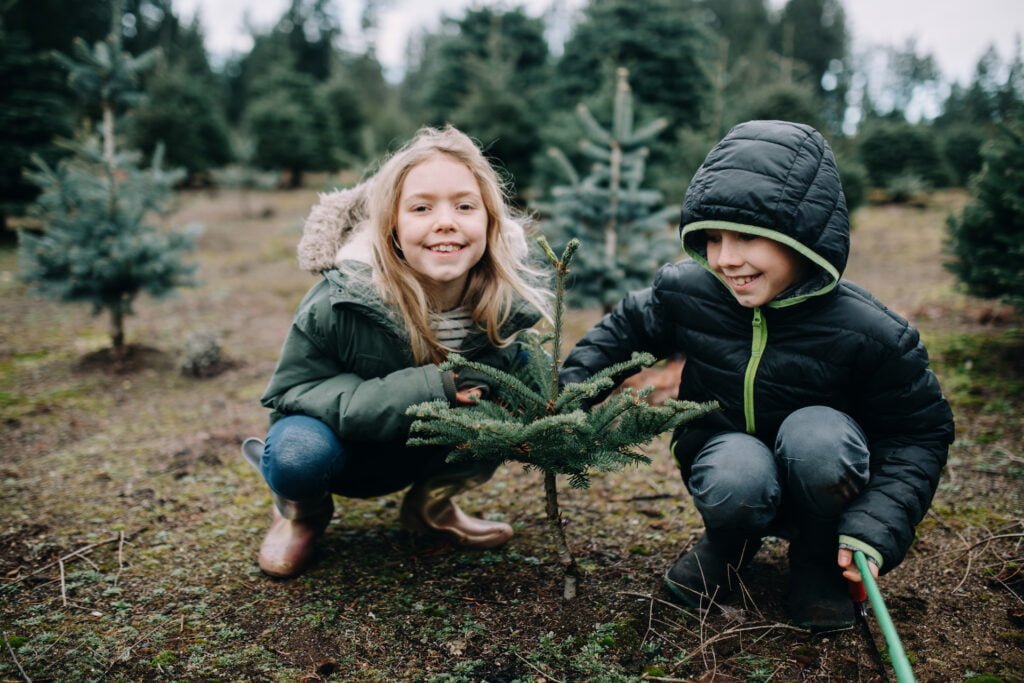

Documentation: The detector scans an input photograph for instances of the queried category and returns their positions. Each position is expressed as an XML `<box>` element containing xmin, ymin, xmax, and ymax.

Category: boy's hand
<box><xmin>838</xmin><ymin>548</ymin><xmax>879</xmax><ymax>583</ymax></box>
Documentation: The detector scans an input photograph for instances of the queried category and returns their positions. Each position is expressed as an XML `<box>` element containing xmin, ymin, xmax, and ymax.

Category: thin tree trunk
<box><xmin>102</xmin><ymin>102</ymin><xmax>115</xmax><ymax>164</ymax></box>
<box><xmin>602</xmin><ymin>132</ymin><xmax>621</xmax><ymax>315</ymax></box>
<box><xmin>603</xmin><ymin>141</ymin><xmax>621</xmax><ymax>273</ymax></box>
<box><xmin>544</xmin><ymin>471</ymin><xmax>579</xmax><ymax>600</ymax></box>
<box><xmin>110</xmin><ymin>305</ymin><xmax>125</xmax><ymax>360</ymax></box>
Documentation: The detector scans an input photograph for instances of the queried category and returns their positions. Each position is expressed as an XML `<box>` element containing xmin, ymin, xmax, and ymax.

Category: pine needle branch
<box><xmin>406</xmin><ymin>238</ymin><xmax>719</xmax><ymax>600</ymax></box>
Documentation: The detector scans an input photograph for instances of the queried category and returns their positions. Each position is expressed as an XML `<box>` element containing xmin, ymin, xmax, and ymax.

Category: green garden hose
<box><xmin>854</xmin><ymin>550</ymin><xmax>916</xmax><ymax>682</ymax></box>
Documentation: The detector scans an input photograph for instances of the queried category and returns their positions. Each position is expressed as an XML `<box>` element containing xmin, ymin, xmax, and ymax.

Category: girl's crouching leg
<box><xmin>400</xmin><ymin>460</ymin><xmax>513</xmax><ymax>549</ymax></box>
<box><xmin>262</xmin><ymin>414</ymin><xmax>344</xmax><ymax>504</ymax></box>
<box><xmin>251</xmin><ymin>415</ymin><xmax>342</xmax><ymax>578</ymax></box>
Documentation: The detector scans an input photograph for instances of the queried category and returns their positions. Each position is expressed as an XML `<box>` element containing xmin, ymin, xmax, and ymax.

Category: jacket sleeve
<box><xmin>839</xmin><ymin>323</ymin><xmax>954</xmax><ymax>573</ymax></box>
<box><xmin>560</xmin><ymin>269</ymin><xmax>675</xmax><ymax>389</ymax></box>
<box><xmin>260</xmin><ymin>319</ymin><xmax>456</xmax><ymax>443</ymax></box>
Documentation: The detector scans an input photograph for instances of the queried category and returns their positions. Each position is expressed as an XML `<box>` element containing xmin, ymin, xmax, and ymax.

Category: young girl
<box><xmin>242</xmin><ymin>126</ymin><xmax>550</xmax><ymax>578</ymax></box>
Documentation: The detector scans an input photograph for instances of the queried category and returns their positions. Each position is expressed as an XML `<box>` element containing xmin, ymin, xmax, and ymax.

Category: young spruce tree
<box><xmin>544</xmin><ymin>68</ymin><xmax>679</xmax><ymax>312</ymax></box>
<box><xmin>946</xmin><ymin>119</ymin><xmax>1024</xmax><ymax>312</ymax></box>
<box><xmin>407</xmin><ymin>238</ymin><xmax>717</xmax><ymax>599</ymax></box>
<box><xmin>18</xmin><ymin>3</ymin><xmax>197</xmax><ymax>359</ymax></box>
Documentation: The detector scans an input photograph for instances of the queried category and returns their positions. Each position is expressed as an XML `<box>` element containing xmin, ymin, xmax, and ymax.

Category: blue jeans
<box><xmin>261</xmin><ymin>415</ymin><xmax>450</xmax><ymax>502</ymax></box>
<box><xmin>685</xmin><ymin>406</ymin><xmax>870</xmax><ymax>537</ymax></box>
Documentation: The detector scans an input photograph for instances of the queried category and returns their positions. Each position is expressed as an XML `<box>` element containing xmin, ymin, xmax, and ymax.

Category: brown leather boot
<box><xmin>257</xmin><ymin>494</ymin><xmax>334</xmax><ymax>578</ymax></box>
<box><xmin>400</xmin><ymin>465</ymin><xmax>512</xmax><ymax>549</ymax></box>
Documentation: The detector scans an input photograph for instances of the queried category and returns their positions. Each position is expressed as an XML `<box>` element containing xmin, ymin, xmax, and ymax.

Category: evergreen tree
<box><xmin>18</xmin><ymin>7</ymin><xmax>197</xmax><ymax>359</ymax></box>
<box><xmin>543</xmin><ymin>69</ymin><xmax>678</xmax><ymax>312</ymax></box>
<box><xmin>407</xmin><ymin>238</ymin><xmax>717</xmax><ymax>599</ymax></box>
<box><xmin>857</xmin><ymin>119</ymin><xmax>951</xmax><ymax>188</ymax></box>
<box><xmin>732</xmin><ymin>81</ymin><xmax>824</xmax><ymax>132</ymax></box>
<box><xmin>448</xmin><ymin>32</ymin><xmax>543</xmax><ymax>198</ymax></box>
<box><xmin>0</xmin><ymin>0</ymin><xmax>111</xmax><ymax>233</ymax></box>
<box><xmin>554</xmin><ymin>0</ymin><xmax>710</xmax><ymax>128</ymax></box>
<box><xmin>0</xmin><ymin>30</ymin><xmax>74</xmax><ymax>235</ymax></box>
<box><xmin>773</xmin><ymin>0</ymin><xmax>848</xmax><ymax>133</ymax></box>
<box><xmin>224</xmin><ymin>0</ymin><xmax>340</xmax><ymax>127</ymax></box>
<box><xmin>402</xmin><ymin>6</ymin><xmax>550</xmax><ymax>195</ymax></box>
<box><xmin>243</xmin><ymin>65</ymin><xmax>338</xmax><ymax>187</ymax></box>
<box><xmin>127</xmin><ymin>64</ymin><xmax>232</xmax><ymax>181</ymax></box>
<box><xmin>405</xmin><ymin>6</ymin><xmax>549</xmax><ymax>125</ymax></box>
<box><xmin>946</xmin><ymin>120</ymin><xmax>1024</xmax><ymax>311</ymax></box>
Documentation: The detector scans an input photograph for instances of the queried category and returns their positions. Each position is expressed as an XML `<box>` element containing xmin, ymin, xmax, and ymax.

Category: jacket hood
<box><xmin>297</xmin><ymin>181</ymin><xmax>374</xmax><ymax>272</ymax></box>
<box><xmin>679</xmin><ymin>120</ymin><xmax>849</xmax><ymax>307</ymax></box>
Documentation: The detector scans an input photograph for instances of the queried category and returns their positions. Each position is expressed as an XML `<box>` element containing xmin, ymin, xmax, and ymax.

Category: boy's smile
<box><xmin>704</xmin><ymin>228</ymin><xmax>806</xmax><ymax>307</ymax></box>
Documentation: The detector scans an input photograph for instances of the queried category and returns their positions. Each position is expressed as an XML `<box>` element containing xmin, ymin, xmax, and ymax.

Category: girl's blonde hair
<box><xmin>367</xmin><ymin>126</ymin><xmax>551</xmax><ymax>364</ymax></box>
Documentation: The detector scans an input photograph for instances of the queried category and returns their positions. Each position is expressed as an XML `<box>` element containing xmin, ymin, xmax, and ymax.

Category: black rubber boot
<box><xmin>786</xmin><ymin>536</ymin><xmax>855</xmax><ymax>631</ymax></box>
<box><xmin>664</xmin><ymin>531</ymin><xmax>762</xmax><ymax>608</ymax></box>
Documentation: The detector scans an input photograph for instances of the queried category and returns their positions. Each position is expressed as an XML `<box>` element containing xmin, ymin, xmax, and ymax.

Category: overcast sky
<box><xmin>171</xmin><ymin>0</ymin><xmax>1022</xmax><ymax>86</ymax></box>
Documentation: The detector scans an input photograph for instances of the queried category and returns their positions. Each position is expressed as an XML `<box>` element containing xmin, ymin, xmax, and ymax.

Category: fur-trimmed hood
<box><xmin>297</xmin><ymin>181</ymin><xmax>374</xmax><ymax>273</ymax></box>
<box><xmin>296</xmin><ymin>180</ymin><xmax>531</xmax><ymax>274</ymax></box>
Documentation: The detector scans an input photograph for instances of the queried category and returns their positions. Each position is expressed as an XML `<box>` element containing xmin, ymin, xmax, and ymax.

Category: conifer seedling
<box><xmin>407</xmin><ymin>237</ymin><xmax>717</xmax><ymax>599</ymax></box>
<box><xmin>18</xmin><ymin>1</ymin><xmax>197</xmax><ymax>360</ymax></box>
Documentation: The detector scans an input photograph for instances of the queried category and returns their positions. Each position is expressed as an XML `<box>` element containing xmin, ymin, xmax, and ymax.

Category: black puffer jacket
<box><xmin>561</xmin><ymin>120</ymin><xmax>954</xmax><ymax>573</ymax></box>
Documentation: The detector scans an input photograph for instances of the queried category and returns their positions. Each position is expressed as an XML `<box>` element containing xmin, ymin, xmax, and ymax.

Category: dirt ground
<box><xmin>1</xmin><ymin>188</ymin><xmax>1022</xmax><ymax>682</ymax></box>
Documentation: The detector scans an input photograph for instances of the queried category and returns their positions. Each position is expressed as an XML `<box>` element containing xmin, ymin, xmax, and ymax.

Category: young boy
<box><xmin>560</xmin><ymin>120</ymin><xmax>954</xmax><ymax>630</ymax></box>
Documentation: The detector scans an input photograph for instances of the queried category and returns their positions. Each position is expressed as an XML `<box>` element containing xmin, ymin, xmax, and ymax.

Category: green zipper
<box><xmin>744</xmin><ymin>307</ymin><xmax>768</xmax><ymax>434</ymax></box>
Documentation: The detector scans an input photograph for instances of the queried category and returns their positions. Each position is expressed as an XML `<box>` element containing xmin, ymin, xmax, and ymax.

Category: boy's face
<box><xmin>704</xmin><ymin>229</ymin><xmax>806</xmax><ymax>308</ymax></box>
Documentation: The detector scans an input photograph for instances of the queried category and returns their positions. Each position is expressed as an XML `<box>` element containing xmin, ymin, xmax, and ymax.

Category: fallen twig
<box><xmin>58</xmin><ymin>559</ymin><xmax>67</xmax><ymax>607</ymax></box>
<box><xmin>3</xmin><ymin>531</ymin><xmax>143</xmax><ymax>590</ymax></box>
<box><xmin>953</xmin><ymin>538</ymin><xmax>979</xmax><ymax>593</ymax></box>
<box><xmin>513</xmin><ymin>651</ymin><xmax>565</xmax><ymax>683</ymax></box>
<box><xmin>611</xmin><ymin>493</ymin><xmax>674</xmax><ymax>502</ymax></box>
<box><xmin>957</xmin><ymin>531</ymin><xmax>1024</xmax><ymax>555</ymax></box>
<box><xmin>113</xmin><ymin>530</ymin><xmax>125</xmax><ymax>588</ymax></box>
<box><xmin>3</xmin><ymin>631</ymin><xmax>32</xmax><ymax>683</ymax></box>
<box><xmin>617</xmin><ymin>590</ymin><xmax>700</xmax><ymax>620</ymax></box>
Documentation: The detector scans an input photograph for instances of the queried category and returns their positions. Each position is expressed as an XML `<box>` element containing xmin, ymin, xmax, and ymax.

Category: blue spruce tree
<box><xmin>19</xmin><ymin>2</ymin><xmax>197</xmax><ymax>360</ymax></box>
<box><xmin>544</xmin><ymin>68</ymin><xmax>679</xmax><ymax>312</ymax></box>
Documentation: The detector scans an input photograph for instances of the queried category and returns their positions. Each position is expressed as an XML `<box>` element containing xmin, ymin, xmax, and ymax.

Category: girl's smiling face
<box><xmin>395</xmin><ymin>154</ymin><xmax>488</xmax><ymax>309</ymax></box>
<box><xmin>705</xmin><ymin>228</ymin><xmax>807</xmax><ymax>307</ymax></box>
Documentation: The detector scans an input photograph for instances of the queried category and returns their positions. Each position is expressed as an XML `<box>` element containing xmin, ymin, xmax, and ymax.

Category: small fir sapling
<box><xmin>18</xmin><ymin>2</ymin><xmax>198</xmax><ymax>359</ymax></box>
<box><xmin>407</xmin><ymin>238</ymin><xmax>717</xmax><ymax>599</ymax></box>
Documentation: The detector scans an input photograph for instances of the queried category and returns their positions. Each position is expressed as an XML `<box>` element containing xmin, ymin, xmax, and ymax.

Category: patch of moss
<box><xmin>926</xmin><ymin>330</ymin><xmax>1024</xmax><ymax>408</ymax></box>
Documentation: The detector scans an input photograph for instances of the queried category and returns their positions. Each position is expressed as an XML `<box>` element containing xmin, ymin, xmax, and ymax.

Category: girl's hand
<box><xmin>838</xmin><ymin>548</ymin><xmax>879</xmax><ymax>583</ymax></box>
<box><xmin>455</xmin><ymin>387</ymin><xmax>483</xmax><ymax>405</ymax></box>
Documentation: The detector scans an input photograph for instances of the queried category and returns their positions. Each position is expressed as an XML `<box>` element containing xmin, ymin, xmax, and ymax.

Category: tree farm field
<box><xmin>1</xmin><ymin>188</ymin><xmax>1021</xmax><ymax>682</ymax></box>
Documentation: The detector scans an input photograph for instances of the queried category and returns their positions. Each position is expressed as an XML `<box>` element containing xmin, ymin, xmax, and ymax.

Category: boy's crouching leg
<box><xmin>786</xmin><ymin>529</ymin><xmax>854</xmax><ymax>631</ymax></box>
<box><xmin>665</xmin><ymin>432</ymin><xmax>778</xmax><ymax>607</ymax></box>
<box><xmin>664</xmin><ymin>530</ymin><xmax>763</xmax><ymax>608</ymax></box>
<box><xmin>776</xmin><ymin>406</ymin><xmax>868</xmax><ymax>630</ymax></box>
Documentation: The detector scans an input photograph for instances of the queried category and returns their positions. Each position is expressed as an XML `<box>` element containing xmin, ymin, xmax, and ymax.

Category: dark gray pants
<box><xmin>687</xmin><ymin>406</ymin><xmax>870</xmax><ymax>538</ymax></box>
